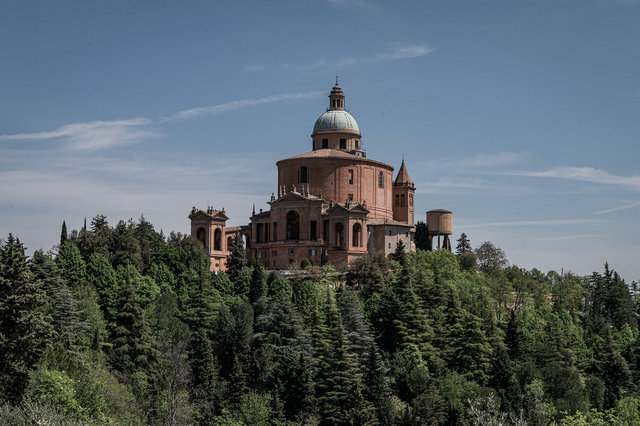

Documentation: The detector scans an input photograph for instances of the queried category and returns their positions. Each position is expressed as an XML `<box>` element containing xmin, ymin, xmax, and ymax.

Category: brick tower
<box><xmin>392</xmin><ymin>159</ymin><xmax>415</xmax><ymax>225</ymax></box>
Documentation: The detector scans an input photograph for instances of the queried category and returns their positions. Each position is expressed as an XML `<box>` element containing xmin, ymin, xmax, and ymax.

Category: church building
<box><xmin>189</xmin><ymin>80</ymin><xmax>417</xmax><ymax>272</ymax></box>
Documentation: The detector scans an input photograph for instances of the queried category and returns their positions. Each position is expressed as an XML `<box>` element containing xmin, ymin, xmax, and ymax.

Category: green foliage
<box><xmin>226</xmin><ymin>233</ymin><xmax>247</xmax><ymax>283</ymax></box>
<box><xmin>56</xmin><ymin>241</ymin><xmax>87</xmax><ymax>288</ymax></box>
<box><xmin>3</xmin><ymin>220</ymin><xmax>640</xmax><ymax>425</ymax></box>
<box><xmin>0</xmin><ymin>234</ymin><xmax>53</xmax><ymax>403</ymax></box>
<box><xmin>414</xmin><ymin>220</ymin><xmax>430</xmax><ymax>251</ymax></box>
<box><xmin>249</xmin><ymin>263</ymin><xmax>265</xmax><ymax>305</ymax></box>
<box><xmin>266</xmin><ymin>271</ymin><xmax>292</xmax><ymax>301</ymax></box>
<box><xmin>60</xmin><ymin>220</ymin><xmax>68</xmax><ymax>246</ymax></box>
<box><xmin>456</xmin><ymin>232</ymin><xmax>472</xmax><ymax>254</ymax></box>
<box><xmin>475</xmin><ymin>241</ymin><xmax>508</xmax><ymax>274</ymax></box>
<box><xmin>86</xmin><ymin>252</ymin><xmax>119</xmax><ymax>322</ymax></box>
<box><xmin>29</xmin><ymin>368</ymin><xmax>85</xmax><ymax>419</ymax></box>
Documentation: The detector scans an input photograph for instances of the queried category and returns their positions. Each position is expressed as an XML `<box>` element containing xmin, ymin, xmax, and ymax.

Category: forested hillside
<box><xmin>1</xmin><ymin>216</ymin><xmax>639</xmax><ymax>425</ymax></box>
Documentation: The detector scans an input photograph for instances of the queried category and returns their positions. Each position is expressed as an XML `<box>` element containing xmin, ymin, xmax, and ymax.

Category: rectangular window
<box><xmin>299</xmin><ymin>166</ymin><xmax>308</xmax><ymax>183</ymax></box>
<box><xmin>257</xmin><ymin>223</ymin><xmax>264</xmax><ymax>243</ymax></box>
<box><xmin>348</xmin><ymin>169</ymin><xmax>353</xmax><ymax>184</ymax></box>
<box><xmin>310</xmin><ymin>220</ymin><xmax>317</xmax><ymax>240</ymax></box>
<box><xmin>288</xmin><ymin>248</ymin><xmax>294</xmax><ymax>255</ymax></box>
<box><xmin>348</xmin><ymin>193</ymin><xmax>353</xmax><ymax>202</ymax></box>
<box><xmin>388</xmin><ymin>242</ymin><xmax>391</xmax><ymax>249</ymax></box>
<box><xmin>409</xmin><ymin>194</ymin><xmax>413</xmax><ymax>206</ymax></box>
<box><xmin>272</xmin><ymin>250</ymin><xmax>277</xmax><ymax>257</ymax></box>
<box><xmin>322</xmin><ymin>138</ymin><xmax>328</xmax><ymax>149</ymax></box>
<box><xmin>273</xmin><ymin>222</ymin><xmax>278</xmax><ymax>240</ymax></box>
<box><xmin>378</xmin><ymin>171</ymin><xmax>384</xmax><ymax>188</ymax></box>
<box><xmin>310</xmin><ymin>249</ymin><xmax>316</xmax><ymax>256</ymax></box>
<box><xmin>340</xmin><ymin>139</ymin><xmax>346</xmax><ymax>149</ymax></box>
<box><xmin>323</xmin><ymin>219</ymin><xmax>329</xmax><ymax>241</ymax></box>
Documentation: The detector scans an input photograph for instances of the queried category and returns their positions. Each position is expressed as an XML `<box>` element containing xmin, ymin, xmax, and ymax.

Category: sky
<box><xmin>1</xmin><ymin>0</ymin><xmax>639</xmax><ymax>281</ymax></box>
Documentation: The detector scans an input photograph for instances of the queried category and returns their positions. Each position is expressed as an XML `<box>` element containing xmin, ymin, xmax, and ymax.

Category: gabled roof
<box><xmin>394</xmin><ymin>159</ymin><xmax>414</xmax><ymax>186</ymax></box>
<box><xmin>326</xmin><ymin>202</ymin><xmax>370</xmax><ymax>215</ymax></box>
<box><xmin>270</xmin><ymin>191</ymin><xmax>323</xmax><ymax>204</ymax></box>
<box><xmin>189</xmin><ymin>208</ymin><xmax>229</xmax><ymax>221</ymax></box>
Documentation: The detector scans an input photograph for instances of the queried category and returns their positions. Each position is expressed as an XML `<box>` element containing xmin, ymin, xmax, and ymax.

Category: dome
<box><xmin>313</xmin><ymin>109</ymin><xmax>360</xmax><ymax>134</ymax></box>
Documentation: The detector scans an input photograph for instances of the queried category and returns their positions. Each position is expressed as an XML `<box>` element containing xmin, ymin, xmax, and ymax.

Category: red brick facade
<box><xmin>190</xmin><ymin>81</ymin><xmax>416</xmax><ymax>271</ymax></box>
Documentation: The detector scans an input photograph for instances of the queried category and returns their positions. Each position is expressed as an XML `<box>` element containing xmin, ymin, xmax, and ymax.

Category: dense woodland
<box><xmin>1</xmin><ymin>216</ymin><xmax>639</xmax><ymax>425</ymax></box>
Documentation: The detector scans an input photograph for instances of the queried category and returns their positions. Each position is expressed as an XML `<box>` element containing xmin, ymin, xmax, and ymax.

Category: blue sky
<box><xmin>1</xmin><ymin>0</ymin><xmax>638</xmax><ymax>281</ymax></box>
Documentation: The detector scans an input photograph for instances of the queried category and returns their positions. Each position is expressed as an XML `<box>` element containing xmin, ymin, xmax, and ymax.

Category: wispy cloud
<box><xmin>168</xmin><ymin>91</ymin><xmax>323</xmax><ymax>121</ymax></box>
<box><xmin>327</xmin><ymin>0</ymin><xmax>376</xmax><ymax>10</ymax></box>
<box><xmin>593</xmin><ymin>201</ymin><xmax>640</xmax><ymax>215</ymax></box>
<box><xmin>376</xmin><ymin>44</ymin><xmax>435</xmax><ymax>61</ymax></box>
<box><xmin>0</xmin><ymin>91</ymin><xmax>322</xmax><ymax>151</ymax></box>
<box><xmin>461</xmin><ymin>218</ymin><xmax>599</xmax><ymax>229</ymax></box>
<box><xmin>0</xmin><ymin>118</ymin><xmax>158</xmax><ymax>151</ymax></box>
<box><xmin>246</xmin><ymin>43</ymin><xmax>434</xmax><ymax>73</ymax></box>
<box><xmin>515</xmin><ymin>166</ymin><xmax>640</xmax><ymax>190</ymax></box>
<box><xmin>455</xmin><ymin>151</ymin><xmax>530</xmax><ymax>169</ymax></box>
<box><xmin>531</xmin><ymin>233</ymin><xmax>602</xmax><ymax>242</ymax></box>
<box><xmin>243</xmin><ymin>64</ymin><xmax>266</xmax><ymax>72</ymax></box>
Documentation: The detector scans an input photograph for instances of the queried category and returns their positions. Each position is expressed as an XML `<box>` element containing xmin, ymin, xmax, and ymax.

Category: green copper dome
<box><xmin>313</xmin><ymin>109</ymin><xmax>360</xmax><ymax>134</ymax></box>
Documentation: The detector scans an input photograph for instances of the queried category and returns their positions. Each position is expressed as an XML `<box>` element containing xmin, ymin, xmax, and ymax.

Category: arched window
<box><xmin>196</xmin><ymin>227</ymin><xmax>207</xmax><ymax>249</ymax></box>
<box><xmin>335</xmin><ymin>223</ymin><xmax>344</xmax><ymax>248</ymax></box>
<box><xmin>299</xmin><ymin>166</ymin><xmax>308</xmax><ymax>183</ymax></box>
<box><xmin>214</xmin><ymin>228</ymin><xmax>222</xmax><ymax>251</ymax></box>
<box><xmin>378</xmin><ymin>171</ymin><xmax>384</xmax><ymax>188</ymax></box>
<box><xmin>401</xmin><ymin>194</ymin><xmax>405</xmax><ymax>206</ymax></box>
<box><xmin>286</xmin><ymin>211</ymin><xmax>300</xmax><ymax>240</ymax></box>
<box><xmin>352</xmin><ymin>223</ymin><xmax>362</xmax><ymax>247</ymax></box>
<box><xmin>395</xmin><ymin>194</ymin><xmax>400</xmax><ymax>206</ymax></box>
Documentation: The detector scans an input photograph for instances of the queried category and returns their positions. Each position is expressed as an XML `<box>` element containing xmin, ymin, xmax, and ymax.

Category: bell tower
<box><xmin>392</xmin><ymin>159</ymin><xmax>415</xmax><ymax>225</ymax></box>
<box><xmin>188</xmin><ymin>206</ymin><xmax>229</xmax><ymax>272</ymax></box>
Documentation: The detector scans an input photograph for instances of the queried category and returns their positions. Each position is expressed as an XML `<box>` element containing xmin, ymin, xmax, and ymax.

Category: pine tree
<box><xmin>314</xmin><ymin>290</ymin><xmax>376</xmax><ymax>424</ymax></box>
<box><xmin>338</xmin><ymin>288</ymin><xmax>393</xmax><ymax>423</ymax></box>
<box><xmin>444</xmin><ymin>295</ymin><xmax>492</xmax><ymax>385</ymax></box>
<box><xmin>60</xmin><ymin>220</ymin><xmax>68</xmax><ymax>246</ymax></box>
<box><xmin>393</xmin><ymin>240</ymin><xmax>407</xmax><ymax>265</ymax></box>
<box><xmin>226</xmin><ymin>232</ymin><xmax>247</xmax><ymax>284</ymax></box>
<box><xmin>0</xmin><ymin>234</ymin><xmax>54</xmax><ymax>403</ymax></box>
<box><xmin>86</xmin><ymin>252</ymin><xmax>119</xmax><ymax>322</ymax></box>
<box><xmin>56</xmin><ymin>241</ymin><xmax>87</xmax><ymax>288</ymax></box>
<box><xmin>110</xmin><ymin>277</ymin><xmax>157</xmax><ymax>375</ymax></box>
<box><xmin>455</xmin><ymin>233</ymin><xmax>471</xmax><ymax>255</ymax></box>
<box><xmin>392</xmin><ymin>255</ymin><xmax>439</xmax><ymax>371</ymax></box>
<box><xmin>31</xmin><ymin>251</ymin><xmax>90</xmax><ymax>351</ymax></box>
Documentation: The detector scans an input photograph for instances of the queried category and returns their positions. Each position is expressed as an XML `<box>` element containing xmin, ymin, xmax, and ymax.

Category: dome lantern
<box><xmin>328</xmin><ymin>76</ymin><xmax>345</xmax><ymax>110</ymax></box>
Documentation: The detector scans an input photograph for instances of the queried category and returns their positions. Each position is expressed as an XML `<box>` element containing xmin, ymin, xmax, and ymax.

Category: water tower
<box><xmin>426</xmin><ymin>209</ymin><xmax>453</xmax><ymax>251</ymax></box>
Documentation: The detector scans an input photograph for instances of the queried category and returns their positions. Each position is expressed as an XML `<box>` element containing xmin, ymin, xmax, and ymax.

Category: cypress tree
<box><xmin>414</xmin><ymin>220</ymin><xmax>430</xmax><ymax>251</ymax></box>
<box><xmin>60</xmin><ymin>220</ymin><xmax>68</xmax><ymax>246</ymax></box>
<box><xmin>226</xmin><ymin>232</ymin><xmax>247</xmax><ymax>284</ymax></box>
<box><xmin>249</xmin><ymin>262</ymin><xmax>265</xmax><ymax>305</ymax></box>
<box><xmin>0</xmin><ymin>234</ymin><xmax>53</xmax><ymax>403</ymax></box>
